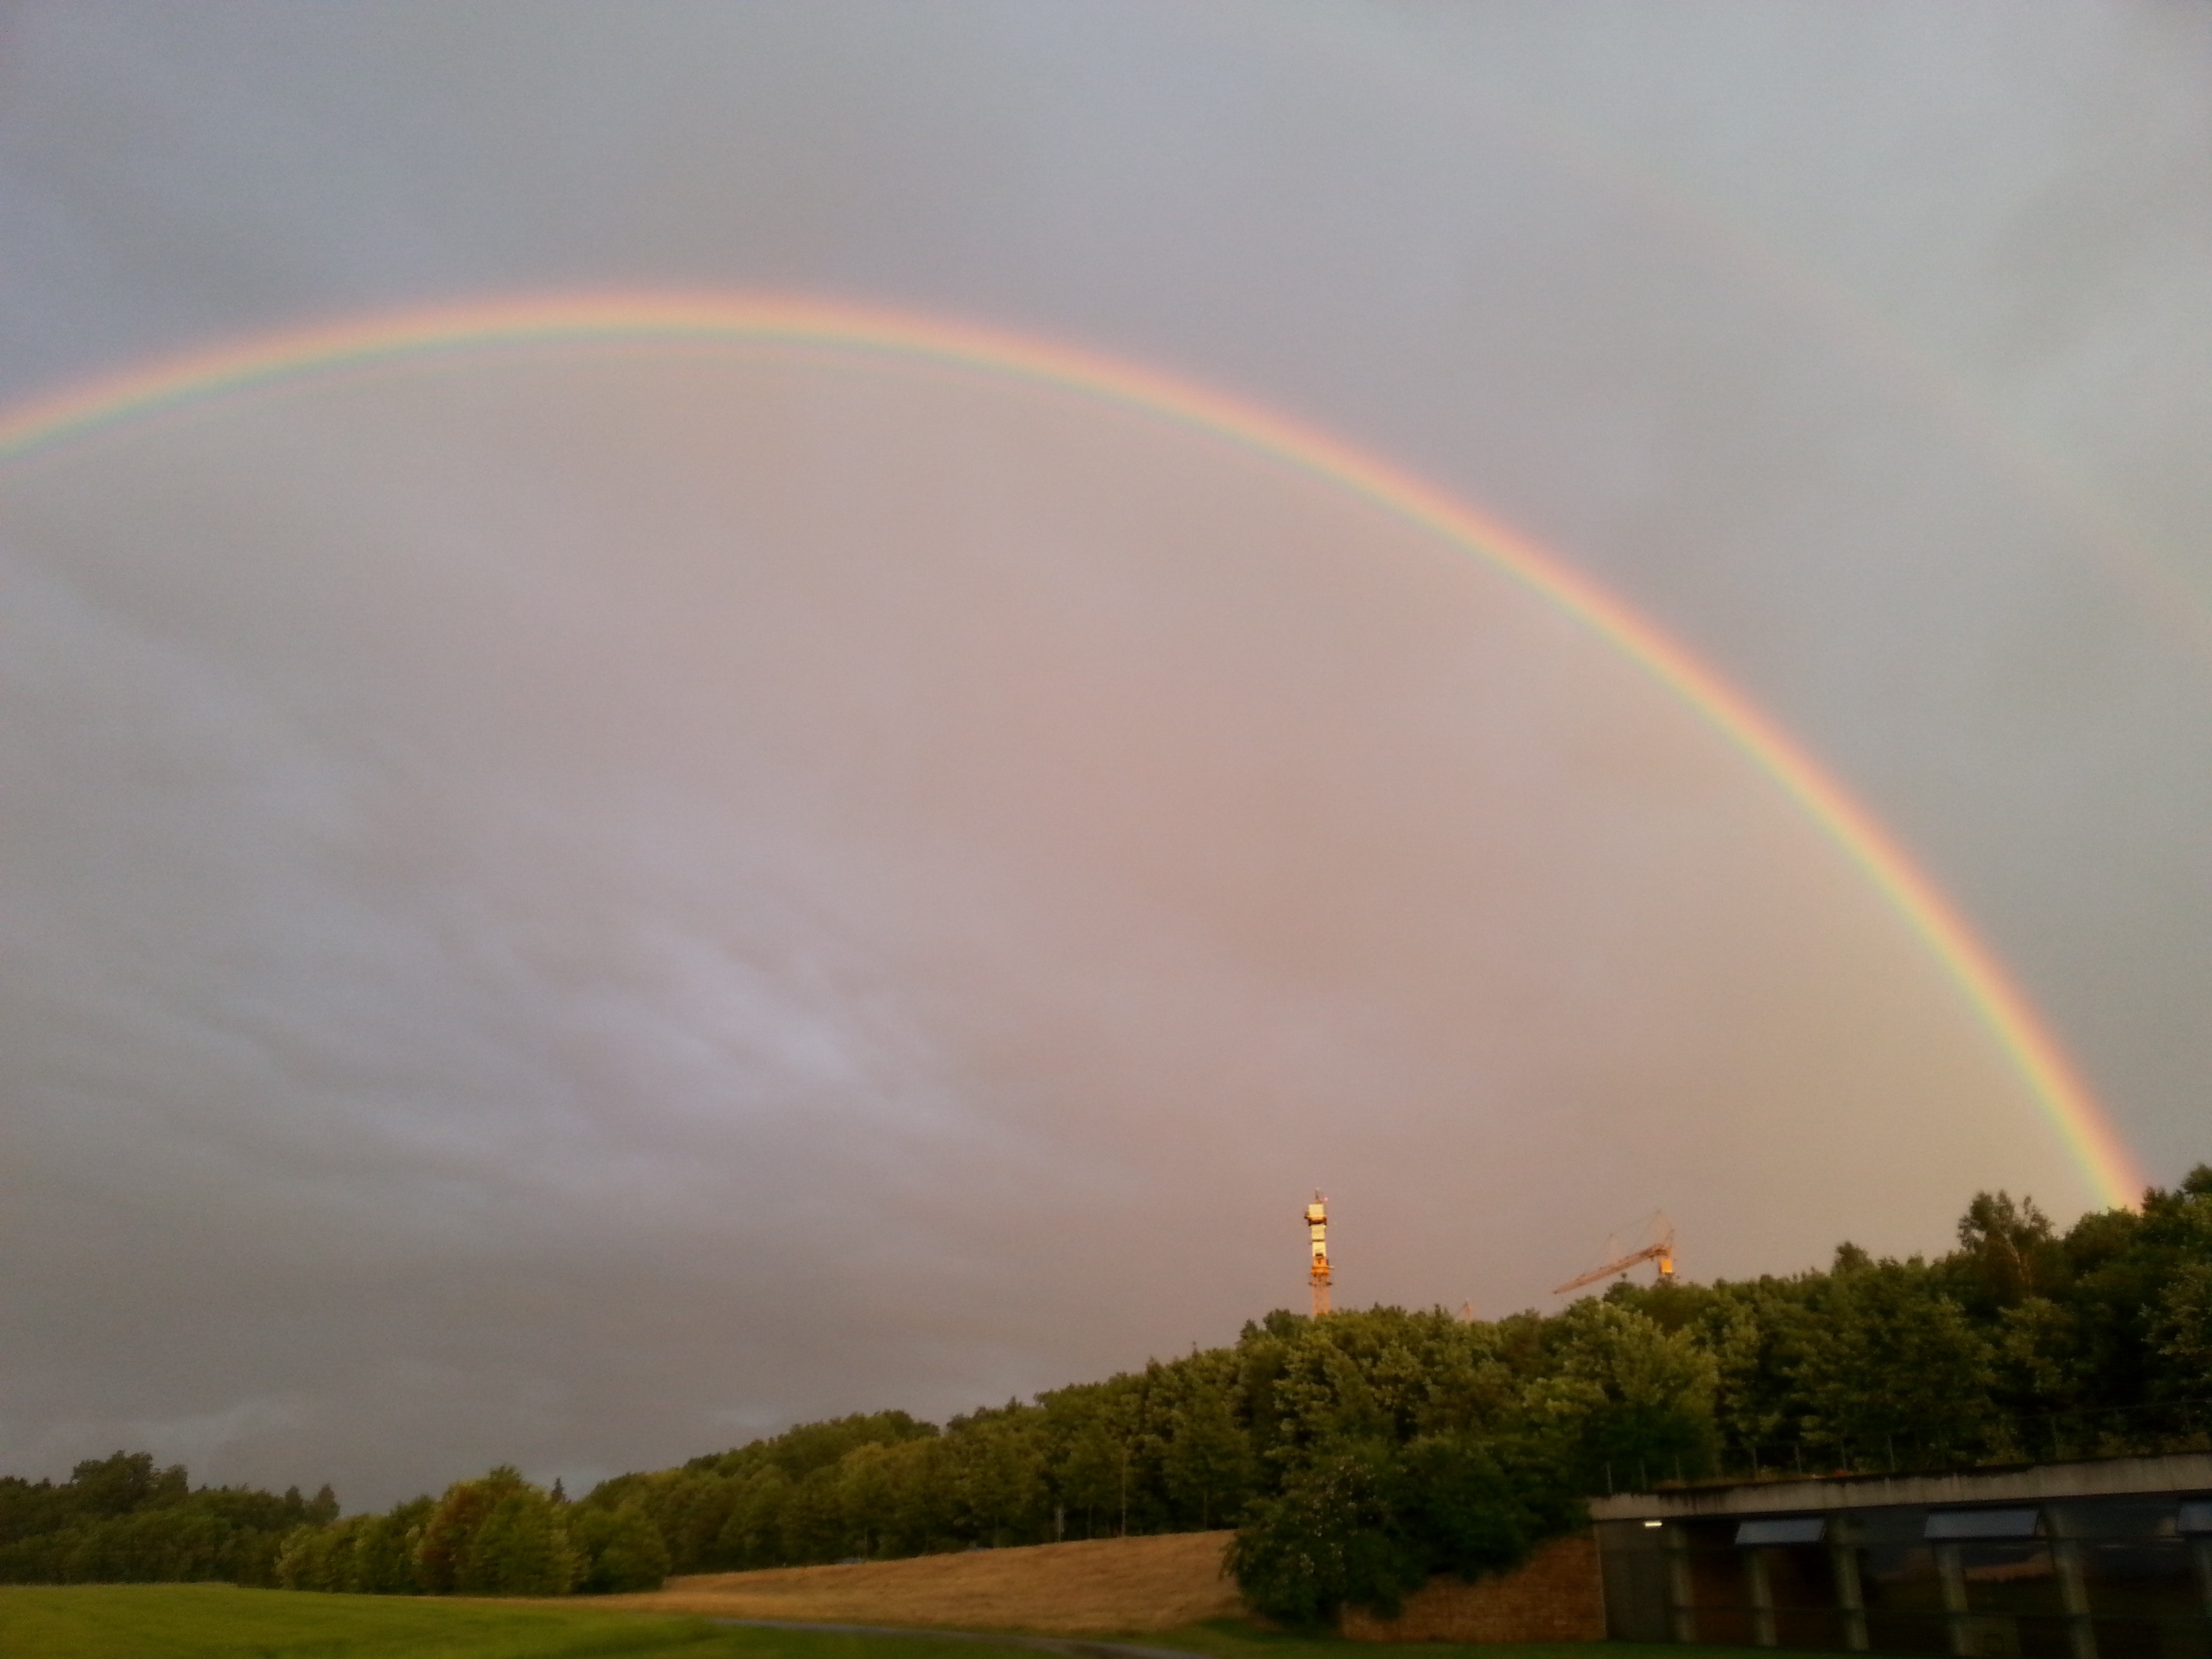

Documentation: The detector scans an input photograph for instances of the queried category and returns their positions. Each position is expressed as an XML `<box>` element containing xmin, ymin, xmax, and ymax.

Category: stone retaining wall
<box><xmin>1340</xmin><ymin>1533</ymin><xmax>1605</xmax><ymax>1643</ymax></box>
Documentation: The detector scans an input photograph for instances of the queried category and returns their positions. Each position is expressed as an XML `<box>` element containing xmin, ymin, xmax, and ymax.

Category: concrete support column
<box><xmin>1746</xmin><ymin>1548</ymin><xmax>1776</xmax><ymax>1648</ymax></box>
<box><xmin>2051</xmin><ymin>1541</ymin><xmax>2097</xmax><ymax>1659</ymax></box>
<box><xmin>1832</xmin><ymin>1534</ymin><xmax>1869</xmax><ymax>1653</ymax></box>
<box><xmin>1938</xmin><ymin>1543</ymin><xmax>1971</xmax><ymax>1658</ymax></box>
<box><xmin>2048</xmin><ymin>1513</ymin><xmax>2098</xmax><ymax>1659</ymax></box>
<box><xmin>1664</xmin><ymin>1526</ymin><xmax>1697</xmax><ymax>1645</ymax></box>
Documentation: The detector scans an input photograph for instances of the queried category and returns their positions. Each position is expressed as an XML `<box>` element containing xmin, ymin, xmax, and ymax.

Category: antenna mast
<box><xmin>1304</xmin><ymin>1192</ymin><xmax>1332</xmax><ymax>1316</ymax></box>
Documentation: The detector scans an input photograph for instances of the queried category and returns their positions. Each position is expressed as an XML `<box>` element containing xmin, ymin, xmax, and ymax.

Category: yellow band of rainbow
<box><xmin>0</xmin><ymin>290</ymin><xmax>2146</xmax><ymax>1210</ymax></box>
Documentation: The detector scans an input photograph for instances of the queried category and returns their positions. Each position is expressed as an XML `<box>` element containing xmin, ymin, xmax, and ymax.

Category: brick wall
<box><xmin>1339</xmin><ymin>1533</ymin><xmax>1605</xmax><ymax>1643</ymax></box>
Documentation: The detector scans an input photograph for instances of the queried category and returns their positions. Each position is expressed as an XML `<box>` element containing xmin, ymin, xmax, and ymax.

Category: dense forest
<box><xmin>0</xmin><ymin>1451</ymin><xmax>335</xmax><ymax>1586</ymax></box>
<box><xmin>7</xmin><ymin>1169</ymin><xmax>2208</xmax><ymax>1622</ymax></box>
<box><xmin>552</xmin><ymin>1168</ymin><xmax>2212</xmax><ymax>1619</ymax></box>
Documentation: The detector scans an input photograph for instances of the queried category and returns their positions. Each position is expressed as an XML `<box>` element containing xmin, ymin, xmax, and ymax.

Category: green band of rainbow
<box><xmin>0</xmin><ymin>290</ymin><xmax>2146</xmax><ymax>1210</ymax></box>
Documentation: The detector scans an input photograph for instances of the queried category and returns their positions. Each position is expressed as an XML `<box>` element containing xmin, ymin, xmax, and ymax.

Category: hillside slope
<box><xmin>590</xmin><ymin>1530</ymin><xmax>1242</xmax><ymax>1634</ymax></box>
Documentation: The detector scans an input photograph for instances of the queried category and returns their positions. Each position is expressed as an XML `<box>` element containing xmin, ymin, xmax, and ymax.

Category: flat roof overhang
<box><xmin>1589</xmin><ymin>1452</ymin><xmax>2212</xmax><ymax>1523</ymax></box>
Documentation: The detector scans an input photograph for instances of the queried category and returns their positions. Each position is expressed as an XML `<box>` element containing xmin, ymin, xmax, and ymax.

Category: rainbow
<box><xmin>0</xmin><ymin>291</ymin><xmax>2146</xmax><ymax>1209</ymax></box>
<box><xmin>1291</xmin><ymin>9</ymin><xmax>2212</xmax><ymax>669</ymax></box>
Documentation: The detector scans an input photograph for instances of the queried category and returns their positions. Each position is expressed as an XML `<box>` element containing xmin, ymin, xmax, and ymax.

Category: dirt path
<box><xmin>586</xmin><ymin>1531</ymin><xmax>1242</xmax><ymax>1634</ymax></box>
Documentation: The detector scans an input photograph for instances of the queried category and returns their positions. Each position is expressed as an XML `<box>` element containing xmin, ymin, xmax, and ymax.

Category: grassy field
<box><xmin>0</xmin><ymin>1584</ymin><xmax>1027</xmax><ymax>1658</ymax></box>
<box><xmin>0</xmin><ymin>1585</ymin><xmax>1793</xmax><ymax>1659</ymax></box>
<box><xmin>1164</xmin><ymin>1624</ymin><xmax>1743</xmax><ymax>1659</ymax></box>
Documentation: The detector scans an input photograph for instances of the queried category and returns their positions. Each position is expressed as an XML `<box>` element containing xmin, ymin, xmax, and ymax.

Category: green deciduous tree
<box><xmin>1552</xmin><ymin>1297</ymin><xmax>1719</xmax><ymax>1486</ymax></box>
<box><xmin>415</xmin><ymin>1467</ymin><xmax>575</xmax><ymax>1595</ymax></box>
<box><xmin>1225</xmin><ymin>1439</ymin><xmax>1417</xmax><ymax>1626</ymax></box>
<box><xmin>457</xmin><ymin>1489</ymin><xmax>575</xmax><ymax>1596</ymax></box>
<box><xmin>1162</xmin><ymin>1386</ymin><xmax>1255</xmax><ymax>1530</ymax></box>
<box><xmin>572</xmin><ymin>1503</ymin><xmax>670</xmax><ymax>1593</ymax></box>
<box><xmin>1794</xmin><ymin>1265</ymin><xmax>1997</xmax><ymax>1467</ymax></box>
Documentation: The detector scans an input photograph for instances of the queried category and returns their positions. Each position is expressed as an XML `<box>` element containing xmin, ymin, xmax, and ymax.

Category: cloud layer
<box><xmin>0</xmin><ymin>4</ymin><xmax>2207</xmax><ymax>1507</ymax></box>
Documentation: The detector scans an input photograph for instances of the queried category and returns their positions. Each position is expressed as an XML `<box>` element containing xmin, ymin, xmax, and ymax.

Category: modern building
<box><xmin>1591</xmin><ymin>1454</ymin><xmax>2212</xmax><ymax>1659</ymax></box>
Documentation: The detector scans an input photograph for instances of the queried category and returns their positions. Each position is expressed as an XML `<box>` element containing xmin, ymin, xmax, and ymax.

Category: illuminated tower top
<box><xmin>1305</xmin><ymin>1191</ymin><xmax>1332</xmax><ymax>1317</ymax></box>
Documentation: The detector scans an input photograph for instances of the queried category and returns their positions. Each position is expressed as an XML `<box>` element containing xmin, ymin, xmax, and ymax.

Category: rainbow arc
<box><xmin>0</xmin><ymin>291</ymin><xmax>2146</xmax><ymax>1210</ymax></box>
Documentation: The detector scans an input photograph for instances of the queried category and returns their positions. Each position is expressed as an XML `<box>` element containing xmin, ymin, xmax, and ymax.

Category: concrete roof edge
<box><xmin>1587</xmin><ymin>1453</ymin><xmax>2212</xmax><ymax>1521</ymax></box>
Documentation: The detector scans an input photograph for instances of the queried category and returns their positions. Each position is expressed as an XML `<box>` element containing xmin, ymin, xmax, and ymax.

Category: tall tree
<box><xmin>1163</xmin><ymin>1386</ymin><xmax>1254</xmax><ymax>1529</ymax></box>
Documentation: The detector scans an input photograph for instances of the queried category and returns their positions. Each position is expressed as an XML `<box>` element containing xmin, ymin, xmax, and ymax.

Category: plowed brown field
<box><xmin>586</xmin><ymin>1530</ymin><xmax>1242</xmax><ymax>1634</ymax></box>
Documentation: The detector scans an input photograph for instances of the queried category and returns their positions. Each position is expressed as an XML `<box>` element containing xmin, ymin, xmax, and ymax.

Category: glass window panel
<box><xmin>1959</xmin><ymin>1542</ymin><xmax>2063</xmax><ymax>1618</ymax></box>
<box><xmin>1929</xmin><ymin>1509</ymin><xmax>2043</xmax><ymax>1540</ymax></box>
<box><xmin>1686</xmin><ymin>1542</ymin><xmax>1749</xmax><ymax>1611</ymax></box>
<box><xmin>1766</xmin><ymin>1542</ymin><xmax>1841</xmax><ymax>1609</ymax></box>
<box><xmin>1864</xmin><ymin>1609</ymin><xmax>1954</xmax><ymax>1654</ymax></box>
<box><xmin>2050</xmin><ymin>1497</ymin><xmax>2179</xmax><ymax>1540</ymax></box>
<box><xmin>2079</xmin><ymin>1540</ymin><xmax>2198</xmax><ymax>1619</ymax></box>
<box><xmin>1862</xmin><ymin>1542</ymin><xmax>1947</xmax><ymax>1614</ymax></box>
<box><xmin>1739</xmin><ymin>1516</ymin><xmax>1827</xmax><ymax>1545</ymax></box>
<box><xmin>2013</xmin><ymin>1613</ymin><xmax>2080</xmax><ymax>1659</ymax></box>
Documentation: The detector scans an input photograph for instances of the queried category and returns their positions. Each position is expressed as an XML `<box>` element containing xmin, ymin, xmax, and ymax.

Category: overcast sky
<box><xmin>1</xmin><ymin>2</ymin><xmax>2209</xmax><ymax>1509</ymax></box>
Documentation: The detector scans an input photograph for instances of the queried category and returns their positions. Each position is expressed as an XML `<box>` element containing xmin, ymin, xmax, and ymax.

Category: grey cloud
<box><xmin>0</xmin><ymin>4</ymin><xmax>2205</xmax><ymax>1505</ymax></box>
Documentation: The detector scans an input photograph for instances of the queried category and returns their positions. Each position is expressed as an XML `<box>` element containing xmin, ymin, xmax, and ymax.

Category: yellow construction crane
<box><xmin>1553</xmin><ymin>1213</ymin><xmax>1677</xmax><ymax>1294</ymax></box>
<box><xmin>1304</xmin><ymin>1192</ymin><xmax>1332</xmax><ymax>1316</ymax></box>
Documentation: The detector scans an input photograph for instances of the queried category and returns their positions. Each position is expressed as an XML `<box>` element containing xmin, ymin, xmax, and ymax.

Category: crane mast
<box><xmin>1305</xmin><ymin>1192</ymin><xmax>1332</xmax><ymax>1317</ymax></box>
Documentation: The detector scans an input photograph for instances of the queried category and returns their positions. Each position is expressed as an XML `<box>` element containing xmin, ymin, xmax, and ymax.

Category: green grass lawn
<box><xmin>1147</xmin><ymin>1620</ymin><xmax>1759</xmax><ymax>1659</ymax></box>
<box><xmin>0</xmin><ymin>1586</ymin><xmax>1786</xmax><ymax>1659</ymax></box>
<box><xmin>0</xmin><ymin>1586</ymin><xmax>1025</xmax><ymax>1659</ymax></box>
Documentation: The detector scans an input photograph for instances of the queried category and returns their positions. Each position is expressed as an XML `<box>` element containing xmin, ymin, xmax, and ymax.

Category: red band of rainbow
<box><xmin>0</xmin><ymin>291</ymin><xmax>2146</xmax><ymax>1210</ymax></box>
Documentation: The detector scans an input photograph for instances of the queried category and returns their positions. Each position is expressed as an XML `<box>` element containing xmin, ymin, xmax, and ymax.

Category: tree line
<box><xmin>271</xmin><ymin>1465</ymin><xmax>669</xmax><ymax>1596</ymax></box>
<box><xmin>5</xmin><ymin>1168</ymin><xmax>2206</xmax><ymax>1622</ymax></box>
<box><xmin>0</xmin><ymin>1451</ymin><xmax>335</xmax><ymax>1587</ymax></box>
<box><xmin>546</xmin><ymin>1168</ymin><xmax>2212</xmax><ymax>1619</ymax></box>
